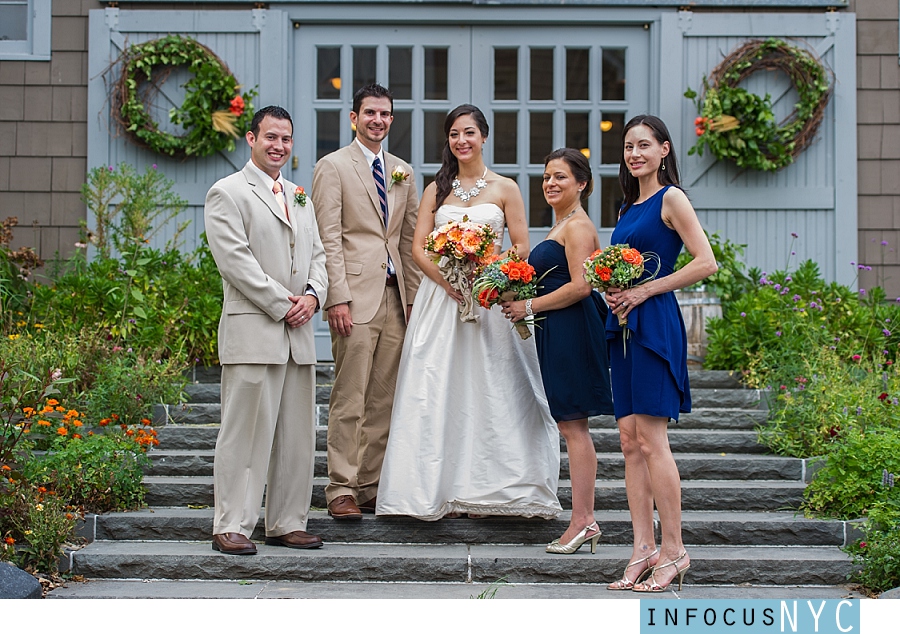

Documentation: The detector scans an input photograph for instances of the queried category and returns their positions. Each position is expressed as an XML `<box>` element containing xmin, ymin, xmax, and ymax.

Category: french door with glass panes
<box><xmin>293</xmin><ymin>25</ymin><xmax>649</xmax><ymax>357</ymax></box>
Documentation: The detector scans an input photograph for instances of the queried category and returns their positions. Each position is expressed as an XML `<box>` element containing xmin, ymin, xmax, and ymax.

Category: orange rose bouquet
<box><xmin>583</xmin><ymin>244</ymin><xmax>660</xmax><ymax>328</ymax></box>
<box><xmin>425</xmin><ymin>216</ymin><xmax>499</xmax><ymax>322</ymax></box>
<box><xmin>472</xmin><ymin>253</ymin><xmax>540</xmax><ymax>339</ymax></box>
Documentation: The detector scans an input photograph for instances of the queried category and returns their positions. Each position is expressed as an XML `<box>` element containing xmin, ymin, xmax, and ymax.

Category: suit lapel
<box><xmin>243</xmin><ymin>164</ymin><xmax>292</xmax><ymax>228</ymax></box>
<box><xmin>384</xmin><ymin>152</ymin><xmax>402</xmax><ymax>234</ymax></box>
<box><xmin>350</xmin><ymin>143</ymin><xmax>388</xmax><ymax>227</ymax></box>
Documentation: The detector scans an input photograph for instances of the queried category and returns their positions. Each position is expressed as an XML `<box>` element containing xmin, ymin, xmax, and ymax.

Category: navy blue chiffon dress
<box><xmin>530</xmin><ymin>239</ymin><xmax>614</xmax><ymax>422</ymax></box>
<box><xmin>606</xmin><ymin>185</ymin><xmax>691</xmax><ymax>421</ymax></box>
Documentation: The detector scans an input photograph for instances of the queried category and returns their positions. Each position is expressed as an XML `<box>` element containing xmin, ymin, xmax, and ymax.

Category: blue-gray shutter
<box><xmin>87</xmin><ymin>7</ymin><xmax>288</xmax><ymax>252</ymax></box>
<box><xmin>659</xmin><ymin>10</ymin><xmax>857</xmax><ymax>287</ymax></box>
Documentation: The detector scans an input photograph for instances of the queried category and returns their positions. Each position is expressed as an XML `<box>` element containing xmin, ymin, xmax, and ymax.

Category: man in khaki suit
<box><xmin>312</xmin><ymin>84</ymin><xmax>421</xmax><ymax>519</ymax></box>
<box><xmin>205</xmin><ymin>106</ymin><xmax>328</xmax><ymax>554</ymax></box>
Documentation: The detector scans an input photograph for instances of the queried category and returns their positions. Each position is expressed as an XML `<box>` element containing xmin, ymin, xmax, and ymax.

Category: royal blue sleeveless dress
<box><xmin>531</xmin><ymin>240</ymin><xmax>614</xmax><ymax>422</ymax></box>
<box><xmin>606</xmin><ymin>185</ymin><xmax>691</xmax><ymax>420</ymax></box>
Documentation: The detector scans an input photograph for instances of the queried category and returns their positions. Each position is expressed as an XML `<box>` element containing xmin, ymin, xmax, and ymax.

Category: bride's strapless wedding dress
<box><xmin>375</xmin><ymin>203</ymin><xmax>562</xmax><ymax>520</ymax></box>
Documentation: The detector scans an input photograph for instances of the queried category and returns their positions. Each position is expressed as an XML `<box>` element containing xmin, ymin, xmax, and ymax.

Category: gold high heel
<box><xmin>545</xmin><ymin>522</ymin><xmax>601</xmax><ymax>554</ymax></box>
<box><xmin>607</xmin><ymin>549</ymin><xmax>659</xmax><ymax>590</ymax></box>
<box><xmin>633</xmin><ymin>551</ymin><xmax>690</xmax><ymax>592</ymax></box>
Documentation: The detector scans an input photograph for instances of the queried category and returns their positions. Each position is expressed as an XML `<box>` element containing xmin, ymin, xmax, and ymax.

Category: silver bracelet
<box><xmin>525</xmin><ymin>298</ymin><xmax>534</xmax><ymax>316</ymax></box>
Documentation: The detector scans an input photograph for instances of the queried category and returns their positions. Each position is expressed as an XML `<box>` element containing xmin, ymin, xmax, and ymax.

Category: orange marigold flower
<box><xmin>66</xmin><ymin>409</ymin><xmax>79</xmax><ymax>418</ymax></box>
<box><xmin>152</xmin><ymin>439</ymin><xmax>160</xmax><ymax>446</ymax></box>
<box><xmin>120</xmin><ymin>424</ymin><xmax>128</xmax><ymax>430</ymax></box>
<box><xmin>38</xmin><ymin>486</ymin><xmax>46</xmax><ymax>493</ymax></box>
<box><xmin>111</xmin><ymin>414</ymin><xmax>120</xmax><ymax>420</ymax></box>
<box><xmin>65</xmin><ymin>513</ymin><xmax>74</xmax><ymax>520</ymax></box>
<box><xmin>73</xmin><ymin>433</ymin><xmax>82</xmax><ymax>439</ymax></box>
<box><xmin>55</xmin><ymin>406</ymin><xmax>65</xmax><ymax>412</ymax></box>
<box><xmin>99</xmin><ymin>418</ymin><xmax>110</xmax><ymax>426</ymax></box>
<box><xmin>0</xmin><ymin>465</ymin><xmax>10</xmax><ymax>471</ymax></box>
<box><xmin>40</xmin><ymin>405</ymin><xmax>54</xmax><ymax>414</ymax></box>
<box><xmin>22</xmin><ymin>407</ymin><xmax>35</xmax><ymax>417</ymax></box>
<box><xmin>73</xmin><ymin>421</ymin><xmax>83</xmax><ymax>427</ymax></box>
<box><xmin>125</xmin><ymin>429</ymin><xmax>134</xmax><ymax>436</ymax></box>
<box><xmin>37</xmin><ymin>419</ymin><xmax>51</xmax><ymax>427</ymax></box>
<box><xmin>57</xmin><ymin>427</ymin><xmax>68</xmax><ymax>436</ymax></box>
<box><xmin>46</xmin><ymin>399</ymin><xmax>59</xmax><ymax>406</ymax></box>
<box><xmin>141</xmin><ymin>418</ymin><xmax>152</xmax><ymax>426</ymax></box>
<box><xmin>4</xmin><ymin>537</ymin><xmax>14</xmax><ymax>545</ymax></box>
<box><xmin>88</xmin><ymin>431</ymin><xmax>94</xmax><ymax>436</ymax></box>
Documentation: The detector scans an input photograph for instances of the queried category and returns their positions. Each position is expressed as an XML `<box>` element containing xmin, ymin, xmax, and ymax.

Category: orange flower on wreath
<box><xmin>229</xmin><ymin>95</ymin><xmax>245</xmax><ymax>117</ymax></box>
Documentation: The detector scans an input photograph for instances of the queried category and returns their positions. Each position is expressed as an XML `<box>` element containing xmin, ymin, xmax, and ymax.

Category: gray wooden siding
<box><xmin>660</xmin><ymin>11</ymin><xmax>857</xmax><ymax>286</ymax></box>
<box><xmin>87</xmin><ymin>8</ymin><xmax>288</xmax><ymax>254</ymax></box>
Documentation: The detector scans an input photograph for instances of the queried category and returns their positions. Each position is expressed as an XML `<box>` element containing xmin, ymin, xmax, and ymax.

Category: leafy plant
<box><xmin>675</xmin><ymin>230</ymin><xmax>752</xmax><ymax>302</ymax></box>
<box><xmin>0</xmin><ymin>479</ymin><xmax>78</xmax><ymax>574</ymax></box>
<box><xmin>0</xmin><ymin>216</ymin><xmax>43</xmax><ymax>332</ymax></box>
<box><xmin>845</xmin><ymin>500</ymin><xmax>900</xmax><ymax>594</ymax></box>
<box><xmin>81</xmin><ymin>163</ymin><xmax>188</xmax><ymax>259</ymax></box>
<box><xmin>802</xmin><ymin>426</ymin><xmax>900</xmax><ymax>520</ymax></box>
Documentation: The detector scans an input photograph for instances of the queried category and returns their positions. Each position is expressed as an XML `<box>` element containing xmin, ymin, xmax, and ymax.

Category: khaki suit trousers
<box><xmin>326</xmin><ymin>286</ymin><xmax>405</xmax><ymax>505</ymax></box>
<box><xmin>213</xmin><ymin>361</ymin><xmax>315</xmax><ymax>538</ymax></box>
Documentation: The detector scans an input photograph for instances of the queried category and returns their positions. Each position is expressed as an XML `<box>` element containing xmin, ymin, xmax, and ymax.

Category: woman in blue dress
<box><xmin>604</xmin><ymin>116</ymin><xmax>716</xmax><ymax>592</ymax></box>
<box><xmin>501</xmin><ymin>148</ymin><xmax>614</xmax><ymax>553</ymax></box>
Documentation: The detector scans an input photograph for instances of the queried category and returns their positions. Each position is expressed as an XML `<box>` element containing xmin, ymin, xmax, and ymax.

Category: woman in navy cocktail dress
<box><xmin>501</xmin><ymin>148</ymin><xmax>613</xmax><ymax>554</ymax></box>
<box><xmin>604</xmin><ymin>116</ymin><xmax>717</xmax><ymax>592</ymax></box>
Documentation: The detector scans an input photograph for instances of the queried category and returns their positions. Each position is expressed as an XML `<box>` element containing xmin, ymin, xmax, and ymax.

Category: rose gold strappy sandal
<box><xmin>607</xmin><ymin>549</ymin><xmax>659</xmax><ymax>591</ymax></box>
<box><xmin>632</xmin><ymin>551</ymin><xmax>690</xmax><ymax>593</ymax></box>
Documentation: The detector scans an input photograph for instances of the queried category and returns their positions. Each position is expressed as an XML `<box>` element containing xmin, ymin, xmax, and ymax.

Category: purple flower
<box><xmin>108</xmin><ymin>165</ymin><xmax>114</xmax><ymax>171</ymax></box>
<box><xmin>792</xmin><ymin>294</ymin><xmax>801</xmax><ymax>302</ymax></box>
<box><xmin>884</xmin><ymin>329</ymin><xmax>892</xmax><ymax>337</ymax></box>
<box><xmin>882</xmin><ymin>241</ymin><xmax>889</xmax><ymax>246</ymax></box>
<box><xmin>791</xmin><ymin>232</ymin><xmax>798</xmax><ymax>238</ymax></box>
<box><xmin>810</xmin><ymin>301</ymin><xmax>819</xmax><ymax>309</ymax></box>
<box><xmin>785</xmin><ymin>277</ymin><xmax>793</xmax><ymax>282</ymax></box>
<box><xmin>740</xmin><ymin>312</ymin><xmax>746</xmax><ymax>317</ymax></box>
<box><xmin>858</xmin><ymin>265</ymin><xmax>866</xmax><ymax>270</ymax></box>
<box><xmin>857</xmin><ymin>406</ymin><xmax>863</xmax><ymax>416</ymax></box>
<box><xmin>860</xmin><ymin>289</ymin><xmax>867</xmax><ymax>296</ymax></box>
<box><xmin>776</xmin><ymin>331</ymin><xmax>782</xmax><ymax>337</ymax></box>
<box><xmin>774</xmin><ymin>284</ymin><xmax>781</xmax><ymax>291</ymax></box>
<box><xmin>887</xmin><ymin>319</ymin><xmax>891</xmax><ymax>323</ymax></box>
<box><xmin>866</xmin><ymin>266</ymin><xmax>873</xmax><ymax>271</ymax></box>
<box><xmin>791</xmin><ymin>251</ymin><xmax>796</xmax><ymax>255</ymax></box>
<box><xmin>152</xmin><ymin>163</ymin><xmax>158</xmax><ymax>169</ymax></box>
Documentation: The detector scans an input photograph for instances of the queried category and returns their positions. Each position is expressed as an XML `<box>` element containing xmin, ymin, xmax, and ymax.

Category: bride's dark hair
<box><xmin>618</xmin><ymin>114</ymin><xmax>681</xmax><ymax>215</ymax></box>
<box><xmin>433</xmin><ymin>104</ymin><xmax>490</xmax><ymax>213</ymax></box>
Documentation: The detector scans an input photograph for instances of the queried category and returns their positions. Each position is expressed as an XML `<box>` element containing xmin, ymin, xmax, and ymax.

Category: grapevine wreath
<box><xmin>112</xmin><ymin>34</ymin><xmax>257</xmax><ymax>158</ymax></box>
<box><xmin>685</xmin><ymin>38</ymin><xmax>832</xmax><ymax>172</ymax></box>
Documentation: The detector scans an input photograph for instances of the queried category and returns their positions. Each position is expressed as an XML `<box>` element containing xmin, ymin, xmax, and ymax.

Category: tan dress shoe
<box><xmin>212</xmin><ymin>532</ymin><xmax>257</xmax><ymax>555</ymax></box>
<box><xmin>265</xmin><ymin>530</ymin><xmax>324</xmax><ymax>549</ymax></box>
<box><xmin>328</xmin><ymin>495</ymin><xmax>363</xmax><ymax>520</ymax></box>
<box><xmin>357</xmin><ymin>497</ymin><xmax>377</xmax><ymax>514</ymax></box>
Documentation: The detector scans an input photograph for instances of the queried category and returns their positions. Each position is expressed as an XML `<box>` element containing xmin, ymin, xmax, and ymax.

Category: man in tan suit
<box><xmin>205</xmin><ymin>106</ymin><xmax>328</xmax><ymax>554</ymax></box>
<box><xmin>312</xmin><ymin>84</ymin><xmax>421</xmax><ymax>519</ymax></box>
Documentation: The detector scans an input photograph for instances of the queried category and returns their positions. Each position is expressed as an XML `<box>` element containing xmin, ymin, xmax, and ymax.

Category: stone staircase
<box><xmin>67</xmin><ymin>367</ymin><xmax>856</xmax><ymax>587</ymax></box>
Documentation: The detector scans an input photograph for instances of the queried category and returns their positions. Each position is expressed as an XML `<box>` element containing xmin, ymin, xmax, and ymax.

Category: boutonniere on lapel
<box><xmin>294</xmin><ymin>186</ymin><xmax>307</xmax><ymax>207</ymax></box>
<box><xmin>388</xmin><ymin>166</ymin><xmax>410</xmax><ymax>191</ymax></box>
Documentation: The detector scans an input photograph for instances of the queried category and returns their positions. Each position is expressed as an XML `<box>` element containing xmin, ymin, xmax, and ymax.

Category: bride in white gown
<box><xmin>376</xmin><ymin>105</ymin><xmax>561</xmax><ymax>520</ymax></box>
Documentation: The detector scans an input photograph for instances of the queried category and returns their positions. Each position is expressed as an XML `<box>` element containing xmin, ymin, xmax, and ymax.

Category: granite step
<box><xmin>68</xmin><ymin>541</ymin><xmax>854</xmax><ymax>586</ymax></box>
<box><xmin>89</xmin><ymin>508</ymin><xmax>850</xmax><ymax>548</ymax></box>
<box><xmin>142</xmin><ymin>477</ymin><xmax>806</xmax><ymax>512</ymax></box>
<box><xmin>153</xmin><ymin>425</ymin><xmax>769</xmax><ymax>455</ymax></box>
<box><xmin>179</xmin><ymin>384</ymin><xmax>763</xmax><ymax>410</ymax></box>
<box><xmin>147</xmin><ymin>450</ymin><xmax>803</xmax><ymax>481</ymax></box>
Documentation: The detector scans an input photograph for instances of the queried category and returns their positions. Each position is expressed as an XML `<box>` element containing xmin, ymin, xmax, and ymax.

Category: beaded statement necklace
<box><xmin>451</xmin><ymin>169</ymin><xmax>488</xmax><ymax>202</ymax></box>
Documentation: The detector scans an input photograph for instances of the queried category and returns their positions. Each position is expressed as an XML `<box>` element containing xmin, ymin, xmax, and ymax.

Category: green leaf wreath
<box><xmin>685</xmin><ymin>38</ymin><xmax>832</xmax><ymax>172</ymax></box>
<box><xmin>112</xmin><ymin>35</ymin><xmax>257</xmax><ymax>158</ymax></box>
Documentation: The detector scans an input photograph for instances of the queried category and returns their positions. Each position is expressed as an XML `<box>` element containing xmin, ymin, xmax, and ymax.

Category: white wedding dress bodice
<box><xmin>376</xmin><ymin>203</ymin><xmax>562</xmax><ymax>520</ymax></box>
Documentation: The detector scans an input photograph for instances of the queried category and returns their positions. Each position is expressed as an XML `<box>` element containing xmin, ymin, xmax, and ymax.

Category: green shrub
<box><xmin>24</xmin><ymin>430</ymin><xmax>151</xmax><ymax>513</ymax></box>
<box><xmin>845</xmin><ymin>500</ymin><xmax>900</xmax><ymax>594</ymax></box>
<box><xmin>759</xmin><ymin>346</ymin><xmax>900</xmax><ymax>458</ymax></box>
<box><xmin>675</xmin><ymin>230</ymin><xmax>753</xmax><ymax>303</ymax></box>
<box><xmin>0</xmin><ymin>479</ymin><xmax>78</xmax><ymax>574</ymax></box>
<box><xmin>802</xmin><ymin>426</ymin><xmax>900</xmax><ymax>519</ymax></box>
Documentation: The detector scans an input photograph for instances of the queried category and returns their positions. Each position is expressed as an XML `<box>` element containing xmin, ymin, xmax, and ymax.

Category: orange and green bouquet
<box><xmin>583</xmin><ymin>244</ymin><xmax>660</xmax><ymax>327</ymax></box>
<box><xmin>472</xmin><ymin>253</ymin><xmax>540</xmax><ymax>340</ymax></box>
<box><xmin>425</xmin><ymin>216</ymin><xmax>499</xmax><ymax>322</ymax></box>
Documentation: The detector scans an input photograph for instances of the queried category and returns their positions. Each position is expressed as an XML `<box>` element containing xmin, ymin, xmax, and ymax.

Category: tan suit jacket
<box><xmin>205</xmin><ymin>163</ymin><xmax>328</xmax><ymax>363</ymax></box>
<box><xmin>312</xmin><ymin>142</ymin><xmax>421</xmax><ymax>323</ymax></box>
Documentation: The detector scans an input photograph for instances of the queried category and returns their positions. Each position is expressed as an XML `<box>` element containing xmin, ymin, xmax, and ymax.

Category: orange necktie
<box><xmin>272</xmin><ymin>181</ymin><xmax>290</xmax><ymax>223</ymax></box>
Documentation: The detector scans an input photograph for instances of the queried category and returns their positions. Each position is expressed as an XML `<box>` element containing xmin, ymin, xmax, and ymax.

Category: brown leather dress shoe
<box><xmin>358</xmin><ymin>497</ymin><xmax>376</xmax><ymax>514</ymax></box>
<box><xmin>328</xmin><ymin>495</ymin><xmax>363</xmax><ymax>520</ymax></box>
<box><xmin>265</xmin><ymin>530</ymin><xmax>324</xmax><ymax>549</ymax></box>
<box><xmin>212</xmin><ymin>532</ymin><xmax>257</xmax><ymax>555</ymax></box>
